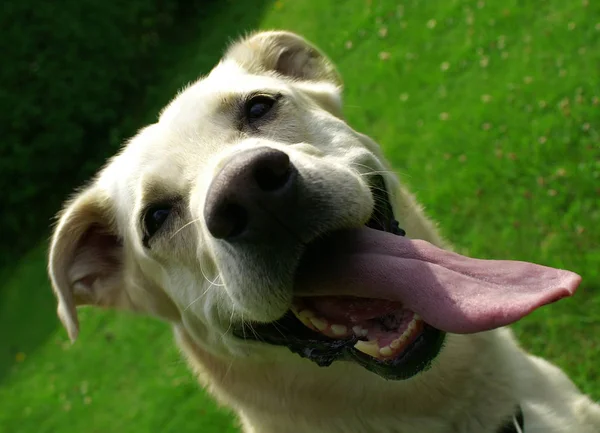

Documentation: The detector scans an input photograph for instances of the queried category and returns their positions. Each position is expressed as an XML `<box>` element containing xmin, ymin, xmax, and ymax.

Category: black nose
<box><xmin>204</xmin><ymin>147</ymin><xmax>297</xmax><ymax>240</ymax></box>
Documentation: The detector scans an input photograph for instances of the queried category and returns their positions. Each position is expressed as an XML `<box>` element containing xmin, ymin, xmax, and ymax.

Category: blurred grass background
<box><xmin>1</xmin><ymin>0</ymin><xmax>598</xmax><ymax>431</ymax></box>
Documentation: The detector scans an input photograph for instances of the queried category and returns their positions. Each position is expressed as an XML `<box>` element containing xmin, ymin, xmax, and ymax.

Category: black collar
<box><xmin>497</xmin><ymin>405</ymin><xmax>524</xmax><ymax>433</ymax></box>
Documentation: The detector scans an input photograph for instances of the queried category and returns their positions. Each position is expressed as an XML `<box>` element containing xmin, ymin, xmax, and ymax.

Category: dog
<box><xmin>48</xmin><ymin>31</ymin><xmax>600</xmax><ymax>432</ymax></box>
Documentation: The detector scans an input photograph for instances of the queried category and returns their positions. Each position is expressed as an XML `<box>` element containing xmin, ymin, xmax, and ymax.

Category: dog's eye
<box><xmin>245</xmin><ymin>95</ymin><xmax>277</xmax><ymax>123</ymax></box>
<box><xmin>142</xmin><ymin>205</ymin><xmax>172</xmax><ymax>243</ymax></box>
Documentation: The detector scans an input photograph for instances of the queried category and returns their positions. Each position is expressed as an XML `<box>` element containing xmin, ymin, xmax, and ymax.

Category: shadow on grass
<box><xmin>0</xmin><ymin>0</ymin><xmax>273</xmax><ymax>385</ymax></box>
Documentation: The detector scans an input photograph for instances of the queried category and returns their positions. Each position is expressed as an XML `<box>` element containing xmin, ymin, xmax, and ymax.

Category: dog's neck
<box><xmin>175</xmin><ymin>326</ymin><xmax>522</xmax><ymax>433</ymax></box>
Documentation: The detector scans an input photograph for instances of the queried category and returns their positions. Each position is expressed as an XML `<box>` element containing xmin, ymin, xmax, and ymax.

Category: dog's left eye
<box><xmin>142</xmin><ymin>205</ymin><xmax>172</xmax><ymax>245</ymax></box>
<box><xmin>245</xmin><ymin>94</ymin><xmax>277</xmax><ymax>123</ymax></box>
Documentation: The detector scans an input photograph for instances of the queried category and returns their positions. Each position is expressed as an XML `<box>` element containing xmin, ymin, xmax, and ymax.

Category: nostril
<box><xmin>254</xmin><ymin>165</ymin><xmax>291</xmax><ymax>191</ymax></box>
<box><xmin>223</xmin><ymin>204</ymin><xmax>248</xmax><ymax>238</ymax></box>
<box><xmin>253</xmin><ymin>151</ymin><xmax>291</xmax><ymax>192</ymax></box>
<box><xmin>207</xmin><ymin>203</ymin><xmax>248</xmax><ymax>239</ymax></box>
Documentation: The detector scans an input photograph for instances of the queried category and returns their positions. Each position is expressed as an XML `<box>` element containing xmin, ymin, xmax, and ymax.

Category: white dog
<box><xmin>48</xmin><ymin>31</ymin><xmax>600</xmax><ymax>432</ymax></box>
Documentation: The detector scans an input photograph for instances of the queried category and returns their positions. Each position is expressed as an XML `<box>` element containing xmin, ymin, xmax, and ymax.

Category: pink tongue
<box><xmin>294</xmin><ymin>227</ymin><xmax>581</xmax><ymax>334</ymax></box>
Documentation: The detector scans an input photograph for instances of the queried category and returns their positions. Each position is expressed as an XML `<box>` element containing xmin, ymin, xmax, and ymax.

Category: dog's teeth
<box><xmin>353</xmin><ymin>326</ymin><xmax>369</xmax><ymax>337</ymax></box>
<box><xmin>352</xmin><ymin>326</ymin><xmax>369</xmax><ymax>337</ymax></box>
<box><xmin>354</xmin><ymin>340</ymin><xmax>380</xmax><ymax>358</ymax></box>
<box><xmin>309</xmin><ymin>317</ymin><xmax>328</xmax><ymax>331</ymax></box>
<box><xmin>390</xmin><ymin>335</ymin><xmax>407</xmax><ymax>349</ymax></box>
<box><xmin>298</xmin><ymin>309</ymin><xmax>315</xmax><ymax>319</ymax></box>
<box><xmin>330</xmin><ymin>324</ymin><xmax>348</xmax><ymax>336</ymax></box>
<box><xmin>379</xmin><ymin>346</ymin><xmax>393</xmax><ymax>357</ymax></box>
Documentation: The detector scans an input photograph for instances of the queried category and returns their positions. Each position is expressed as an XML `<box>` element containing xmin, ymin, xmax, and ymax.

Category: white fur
<box><xmin>48</xmin><ymin>31</ymin><xmax>600</xmax><ymax>432</ymax></box>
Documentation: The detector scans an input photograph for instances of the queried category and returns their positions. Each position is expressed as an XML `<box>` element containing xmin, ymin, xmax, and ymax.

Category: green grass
<box><xmin>2</xmin><ymin>0</ymin><xmax>599</xmax><ymax>431</ymax></box>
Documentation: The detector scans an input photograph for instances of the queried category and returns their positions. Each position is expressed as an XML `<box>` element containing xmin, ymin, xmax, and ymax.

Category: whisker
<box><xmin>222</xmin><ymin>306</ymin><xmax>236</xmax><ymax>339</ymax></box>
<box><xmin>184</xmin><ymin>273</ymin><xmax>223</xmax><ymax>311</ymax></box>
<box><xmin>199</xmin><ymin>263</ymin><xmax>226</xmax><ymax>287</ymax></box>
<box><xmin>269</xmin><ymin>320</ymin><xmax>288</xmax><ymax>339</ymax></box>
<box><xmin>348</xmin><ymin>161</ymin><xmax>410</xmax><ymax>180</ymax></box>
<box><xmin>169</xmin><ymin>217</ymin><xmax>202</xmax><ymax>240</ymax></box>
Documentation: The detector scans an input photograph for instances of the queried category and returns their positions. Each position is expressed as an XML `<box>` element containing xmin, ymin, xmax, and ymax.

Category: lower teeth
<box><xmin>353</xmin><ymin>317</ymin><xmax>421</xmax><ymax>360</ymax></box>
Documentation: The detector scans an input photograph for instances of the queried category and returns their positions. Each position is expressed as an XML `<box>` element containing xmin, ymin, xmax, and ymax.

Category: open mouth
<box><xmin>236</xmin><ymin>175</ymin><xmax>445</xmax><ymax>380</ymax></box>
<box><xmin>236</xmin><ymin>175</ymin><xmax>581</xmax><ymax>380</ymax></box>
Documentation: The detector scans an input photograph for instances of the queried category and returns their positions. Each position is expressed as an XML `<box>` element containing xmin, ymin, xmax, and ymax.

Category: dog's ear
<box><xmin>225</xmin><ymin>31</ymin><xmax>342</xmax><ymax>85</ymax></box>
<box><xmin>48</xmin><ymin>186</ymin><xmax>129</xmax><ymax>342</ymax></box>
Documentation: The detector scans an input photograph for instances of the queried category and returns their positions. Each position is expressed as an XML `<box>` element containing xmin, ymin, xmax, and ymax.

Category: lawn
<box><xmin>1</xmin><ymin>0</ymin><xmax>599</xmax><ymax>431</ymax></box>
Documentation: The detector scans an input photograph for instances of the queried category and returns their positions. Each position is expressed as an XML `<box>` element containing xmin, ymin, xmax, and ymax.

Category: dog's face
<box><xmin>49</xmin><ymin>31</ymin><xmax>578</xmax><ymax>382</ymax></box>
<box><xmin>49</xmin><ymin>31</ymin><xmax>400</xmax><ymax>360</ymax></box>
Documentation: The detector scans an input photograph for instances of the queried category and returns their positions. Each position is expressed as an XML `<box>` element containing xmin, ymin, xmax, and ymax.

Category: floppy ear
<box><xmin>225</xmin><ymin>30</ymin><xmax>342</xmax><ymax>85</ymax></box>
<box><xmin>48</xmin><ymin>186</ymin><xmax>130</xmax><ymax>342</ymax></box>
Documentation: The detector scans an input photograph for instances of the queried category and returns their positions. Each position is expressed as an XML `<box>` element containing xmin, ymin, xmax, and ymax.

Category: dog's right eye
<box><xmin>142</xmin><ymin>205</ymin><xmax>172</xmax><ymax>245</ymax></box>
<box><xmin>244</xmin><ymin>94</ymin><xmax>278</xmax><ymax>124</ymax></box>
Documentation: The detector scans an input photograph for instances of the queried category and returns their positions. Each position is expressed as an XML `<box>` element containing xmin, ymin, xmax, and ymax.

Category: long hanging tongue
<box><xmin>294</xmin><ymin>227</ymin><xmax>581</xmax><ymax>334</ymax></box>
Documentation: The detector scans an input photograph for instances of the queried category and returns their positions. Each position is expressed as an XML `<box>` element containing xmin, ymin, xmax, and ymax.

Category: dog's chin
<box><xmin>233</xmin><ymin>175</ymin><xmax>446</xmax><ymax>381</ymax></box>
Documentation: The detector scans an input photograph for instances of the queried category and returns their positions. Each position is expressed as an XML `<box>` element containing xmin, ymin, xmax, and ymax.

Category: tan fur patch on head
<box><xmin>225</xmin><ymin>31</ymin><xmax>342</xmax><ymax>85</ymax></box>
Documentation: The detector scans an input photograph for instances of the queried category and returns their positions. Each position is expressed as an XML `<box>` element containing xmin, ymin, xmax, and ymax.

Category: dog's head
<box><xmin>48</xmin><ymin>31</ymin><xmax>580</xmax><ymax>381</ymax></box>
<box><xmin>48</xmin><ymin>31</ymin><xmax>400</xmax><ymax>365</ymax></box>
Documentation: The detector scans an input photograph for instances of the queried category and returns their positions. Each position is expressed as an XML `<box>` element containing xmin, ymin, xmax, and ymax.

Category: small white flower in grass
<box><xmin>379</xmin><ymin>27</ymin><xmax>388</xmax><ymax>38</ymax></box>
<box><xmin>400</xmin><ymin>93</ymin><xmax>409</xmax><ymax>102</ymax></box>
<box><xmin>481</xmin><ymin>94</ymin><xmax>492</xmax><ymax>103</ymax></box>
<box><xmin>379</xmin><ymin>51</ymin><xmax>391</xmax><ymax>60</ymax></box>
<box><xmin>582</xmin><ymin>123</ymin><xmax>590</xmax><ymax>131</ymax></box>
<box><xmin>427</xmin><ymin>19</ymin><xmax>437</xmax><ymax>29</ymax></box>
<box><xmin>345</xmin><ymin>40</ymin><xmax>353</xmax><ymax>49</ymax></box>
<box><xmin>480</xmin><ymin>56</ymin><xmax>489</xmax><ymax>67</ymax></box>
<box><xmin>440</xmin><ymin>61</ymin><xmax>450</xmax><ymax>71</ymax></box>
<box><xmin>497</xmin><ymin>36</ymin><xmax>506</xmax><ymax>49</ymax></box>
<box><xmin>439</xmin><ymin>112</ymin><xmax>449</xmax><ymax>121</ymax></box>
